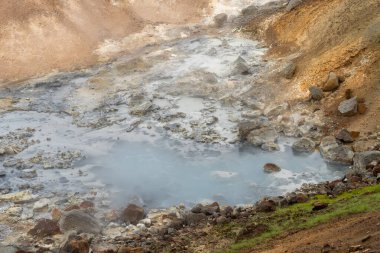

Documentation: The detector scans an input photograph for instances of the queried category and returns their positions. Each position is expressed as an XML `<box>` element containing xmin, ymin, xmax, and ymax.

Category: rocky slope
<box><xmin>243</xmin><ymin>0</ymin><xmax>380</xmax><ymax>133</ymax></box>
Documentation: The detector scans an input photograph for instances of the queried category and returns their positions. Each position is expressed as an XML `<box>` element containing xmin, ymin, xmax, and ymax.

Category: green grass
<box><xmin>216</xmin><ymin>184</ymin><xmax>380</xmax><ymax>253</ymax></box>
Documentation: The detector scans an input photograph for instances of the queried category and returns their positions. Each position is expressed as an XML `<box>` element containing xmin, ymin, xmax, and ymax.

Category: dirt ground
<box><xmin>246</xmin><ymin>211</ymin><xmax>380</xmax><ymax>253</ymax></box>
<box><xmin>0</xmin><ymin>0</ymin><xmax>210</xmax><ymax>83</ymax></box>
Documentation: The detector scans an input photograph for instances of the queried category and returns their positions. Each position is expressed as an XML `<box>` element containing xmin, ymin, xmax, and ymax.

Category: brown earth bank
<box><xmin>251</xmin><ymin>211</ymin><xmax>380</xmax><ymax>253</ymax></box>
<box><xmin>244</xmin><ymin>0</ymin><xmax>380</xmax><ymax>133</ymax></box>
<box><xmin>0</xmin><ymin>0</ymin><xmax>210</xmax><ymax>83</ymax></box>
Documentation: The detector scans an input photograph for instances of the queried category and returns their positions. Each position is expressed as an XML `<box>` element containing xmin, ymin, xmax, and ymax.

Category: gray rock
<box><xmin>309</xmin><ymin>86</ymin><xmax>324</xmax><ymax>101</ymax></box>
<box><xmin>292</xmin><ymin>138</ymin><xmax>316</xmax><ymax>153</ymax></box>
<box><xmin>336</xmin><ymin>129</ymin><xmax>354</xmax><ymax>143</ymax></box>
<box><xmin>59</xmin><ymin>210</ymin><xmax>101</xmax><ymax>234</ymax></box>
<box><xmin>261</xmin><ymin>142</ymin><xmax>280</xmax><ymax>152</ymax></box>
<box><xmin>231</xmin><ymin>56</ymin><xmax>250</xmax><ymax>75</ymax></box>
<box><xmin>320</xmin><ymin>136</ymin><xmax>354</xmax><ymax>164</ymax></box>
<box><xmin>191</xmin><ymin>202</ymin><xmax>220</xmax><ymax>215</ymax></box>
<box><xmin>264</xmin><ymin>103</ymin><xmax>289</xmax><ymax>117</ymax></box>
<box><xmin>129</xmin><ymin>101</ymin><xmax>153</xmax><ymax>116</ymax></box>
<box><xmin>242</xmin><ymin>5</ymin><xmax>258</xmax><ymax>16</ymax></box>
<box><xmin>353</xmin><ymin>151</ymin><xmax>380</xmax><ymax>171</ymax></box>
<box><xmin>323</xmin><ymin>72</ymin><xmax>340</xmax><ymax>92</ymax></box>
<box><xmin>338</xmin><ymin>97</ymin><xmax>358</xmax><ymax>116</ymax></box>
<box><xmin>282</xmin><ymin>62</ymin><xmax>297</xmax><ymax>79</ymax></box>
<box><xmin>238</xmin><ymin>119</ymin><xmax>269</xmax><ymax>141</ymax></box>
<box><xmin>214</xmin><ymin>13</ymin><xmax>228</xmax><ymax>28</ymax></box>
<box><xmin>184</xmin><ymin>213</ymin><xmax>207</xmax><ymax>225</ymax></box>
<box><xmin>247</xmin><ymin>127</ymin><xmax>278</xmax><ymax>147</ymax></box>
<box><xmin>286</xmin><ymin>0</ymin><xmax>304</xmax><ymax>11</ymax></box>
<box><xmin>216</xmin><ymin>216</ymin><xmax>229</xmax><ymax>224</ymax></box>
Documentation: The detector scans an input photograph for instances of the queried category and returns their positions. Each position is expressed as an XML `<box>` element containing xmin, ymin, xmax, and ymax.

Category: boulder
<box><xmin>121</xmin><ymin>204</ymin><xmax>145</xmax><ymax>225</ymax></box>
<box><xmin>59</xmin><ymin>236</ymin><xmax>90</xmax><ymax>253</ymax></box>
<box><xmin>322</xmin><ymin>72</ymin><xmax>340</xmax><ymax>92</ymax></box>
<box><xmin>263</xmin><ymin>163</ymin><xmax>281</xmax><ymax>173</ymax></box>
<box><xmin>309</xmin><ymin>86</ymin><xmax>324</xmax><ymax>101</ymax></box>
<box><xmin>184</xmin><ymin>213</ymin><xmax>207</xmax><ymax>225</ymax></box>
<box><xmin>282</xmin><ymin>62</ymin><xmax>297</xmax><ymax>79</ymax></box>
<box><xmin>320</xmin><ymin>136</ymin><xmax>354</xmax><ymax>164</ymax></box>
<box><xmin>336</xmin><ymin>129</ymin><xmax>354</xmax><ymax>143</ymax></box>
<box><xmin>28</xmin><ymin>219</ymin><xmax>61</xmax><ymax>238</ymax></box>
<box><xmin>213</xmin><ymin>13</ymin><xmax>228</xmax><ymax>28</ymax></box>
<box><xmin>292</xmin><ymin>138</ymin><xmax>316</xmax><ymax>153</ymax></box>
<box><xmin>338</xmin><ymin>97</ymin><xmax>358</xmax><ymax>116</ymax></box>
<box><xmin>129</xmin><ymin>101</ymin><xmax>153</xmax><ymax>116</ymax></box>
<box><xmin>238</xmin><ymin>119</ymin><xmax>269</xmax><ymax>141</ymax></box>
<box><xmin>59</xmin><ymin>210</ymin><xmax>101</xmax><ymax>234</ymax></box>
<box><xmin>256</xmin><ymin>199</ymin><xmax>276</xmax><ymax>212</ymax></box>
<box><xmin>353</xmin><ymin>151</ymin><xmax>380</xmax><ymax>171</ymax></box>
<box><xmin>191</xmin><ymin>202</ymin><xmax>220</xmax><ymax>215</ymax></box>
<box><xmin>286</xmin><ymin>193</ymin><xmax>308</xmax><ymax>205</ymax></box>
<box><xmin>231</xmin><ymin>56</ymin><xmax>250</xmax><ymax>75</ymax></box>
<box><xmin>261</xmin><ymin>142</ymin><xmax>280</xmax><ymax>151</ymax></box>
<box><xmin>247</xmin><ymin>127</ymin><xmax>278</xmax><ymax>147</ymax></box>
<box><xmin>312</xmin><ymin>202</ymin><xmax>328</xmax><ymax>211</ymax></box>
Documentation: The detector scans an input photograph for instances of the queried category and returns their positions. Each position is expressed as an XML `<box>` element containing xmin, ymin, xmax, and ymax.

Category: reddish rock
<box><xmin>80</xmin><ymin>201</ymin><xmax>95</xmax><ymax>209</ymax></box>
<box><xmin>121</xmin><ymin>204</ymin><xmax>145</xmax><ymax>225</ymax></box>
<box><xmin>59</xmin><ymin>237</ymin><xmax>90</xmax><ymax>253</ymax></box>
<box><xmin>287</xmin><ymin>193</ymin><xmax>309</xmax><ymax>205</ymax></box>
<box><xmin>117</xmin><ymin>246</ymin><xmax>144</xmax><ymax>253</ymax></box>
<box><xmin>256</xmin><ymin>199</ymin><xmax>276</xmax><ymax>212</ymax></box>
<box><xmin>358</xmin><ymin>103</ymin><xmax>367</xmax><ymax>114</ymax></box>
<box><xmin>336</xmin><ymin>129</ymin><xmax>354</xmax><ymax>143</ymax></box>
<box><xmin>263</xmin><ymin>163</ymin><xmax>281</xmax><ymax>173</ymax></box>
<box><xmin>312</xmin><ymin>202</ymin><xmax>329</xmax><ymax>211</ymax></box>
<box><xmin>51</xmin><ymin>208</ymin><xmax>62</xmax><ymax>221</ymax></box>
<box><xmin>28</xmin><ymin>219</ymin><xmax>61</xmax><ymax>238</ymax></box>
<box><xmin>64</xmin><ymin>205</ymin><xmax>81</xmax><ymax>211</ymax></box>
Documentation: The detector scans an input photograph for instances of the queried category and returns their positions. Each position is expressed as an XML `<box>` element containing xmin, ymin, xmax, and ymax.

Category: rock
<box><xmin>59</xmin><ymin>210</ymin><xmax>101</xmax><ymax>234</ymax></box>
<box><xmin>28</xmin><ymin>219</ymin><xmax>61</xmax><ymax>238</ymax></box>
<box><xmin>338</xmin><ymin>97</ymin><xmax>358</xmax><ymax>116</ymax></box>
<box><xmin>117</xmin><ymin>246</ymin><xmax>144</xmax><ymax>253</ymax></box>
<box><xmin>52</xmin><ymin>208</ymin><xmax>62</xmax><ymax>221</ymax></box>
<box><xmin>264</xmin><ymin>103</ymin><xmax>289</xmax><ymax>117</ymax></box>
<box><xmin>0</xmin><ymin>190</ymin><xmax>33</xmax><ymax>202</ymax></box>
<box><xmin>93</xmin><ymin>243</ymin><xmax>118</xmax><ymax>253</ymax></box>
<box><xmin>202</xmin><ymin>202</ymin><xmax>220</xmax><ymax>215</ymax></box>
<box><xmin>221</xmin><ymin>206</ymin><xmax>233</xmax><ymax>216</ymax></box>
<box><xmin>121</xmin><ymin>204</ymin><xmax>145</xmax><ymax>225</ymax></box>
<box><xmin>247</xmin><ymin>127</ymin><xmax>278</xmax><ymax>147</ymax></box>
<box><xmin>286</xmin><ymin>0</ymin><xmax>304</xmax><ymax>11</ymax></box>
<box><xmin>261</xmin><ymin>142</ymin><xmax>280</xmax><ymax>151</ymax></box>
<box><xmin>263</xmin><ymin>163</ymin><xmax>281</xmax><ymax>173</ymax></box>
<box><xmin>357</xmin><ymin>103</ymin><xmax>367</xmax><ymax>114</ymax></box>
<box><xmin>286</xmin><ymin>193</ymin><xmax>308</xmax><ymax>204</ymax></box>
<box><xmin>353</xmin><ymin>151</ymin><xmax>380</xmax><ymax>171</ymax></box>
<box><xmin>292</xmin><ymin>138</ymin><xmax>316</xmax><ymax>153</ymax></box>
<box><xmin>33</xmin><ymin>198</ymin><xmax>50</xmax><ymax>210</ymax></box>
<box><xmin>282</xmin><ymin>62</ymin><xmax>296</xmax><ymax>79</ymax></box>
<box><xmin>349</xmin><ymin>245</ymin><xmax>362</xmax><ymax>252</ymax></box>
<box><xmin>312</xmin><ymin>202</ymin><xmax>328</xmax><ymax>211</ymax></box>
<box><xmin>231</xmin><ymin>56</ymin><xmax>250</xmax><ymax>75</ymax></box>
<box><xmin>59</xmin><ymin>236</ymin><xmax>90</xmax><ymax>253</ymax></box>
<box><xmin>256</xmin><ymin>199</ymin><xmax>276</xmax><ymax>212</ymax></box>
<box><xmin>322</xmin><ymin>72</ymin><xmax>340</xmax><ymax>92</ymax></box>
<box><xmin>242</xmin><ymin>5</ymin><xmax>258</xmax><ymax>16</ymax></box>
<box><xmin>216</xmin><ymin>216</ymin><xmax>229</xmax><ymax>224</ymax></box>
<box><xmin>238</xmin><ymin>119</ymin><xmax>269</xmax><ymax>141</ymax></box>
<box><xmin>184</xmin><ymin>212</ymin><xmax>207</xmax><ymax>225</ymax></box>
<box><xmin>0</xmin><ymin>170</ymin><xmax>6</xmax><ymax>177</ymax></box>
<box><xmin>213</xmin><ymin>13</ymin><xmax>228</xmax><ymax>28</ymax></box>
<box><xmin>320</xmin><ymin>136</ymin><xmax>354</xmax><ymax>164</ymax></box>
<box><xmin>309</xmin><ymin>86</ymin><xmax>324</xmax><ymax>101</ymax></box>
<box><xmin>80</xmin><ymin>200</ymin><xmax>95</xmax><ymax>209</ymax></box>
<box><xmin>336</xmin><ymin>129</ymin><xmax>354</xmax><ymax>143</ymax></box>
<box><xmin>191</xmin><ymin>202</ymin><xmax>220</xmax><ymax>215</ymax></box>
<box><xmin>129</xmin><ymin>101</ymin><xmax>153</xmax><ymax>116</ymax></box>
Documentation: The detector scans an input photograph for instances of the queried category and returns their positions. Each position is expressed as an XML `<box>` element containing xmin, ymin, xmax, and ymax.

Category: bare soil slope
<box><xmin>246</xmin><ymin>0</ymin><xmax>380</xmax><ymax>133</ymax></box>
<box><xmin>252</xmin><ymin>211</ymin><xmax>380</xmax><ymax>253</ymax></box>
<box><xmin>0</xmin><ymin>0</ymin><xmax>210</xmax><ymax>82</ymax></box>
